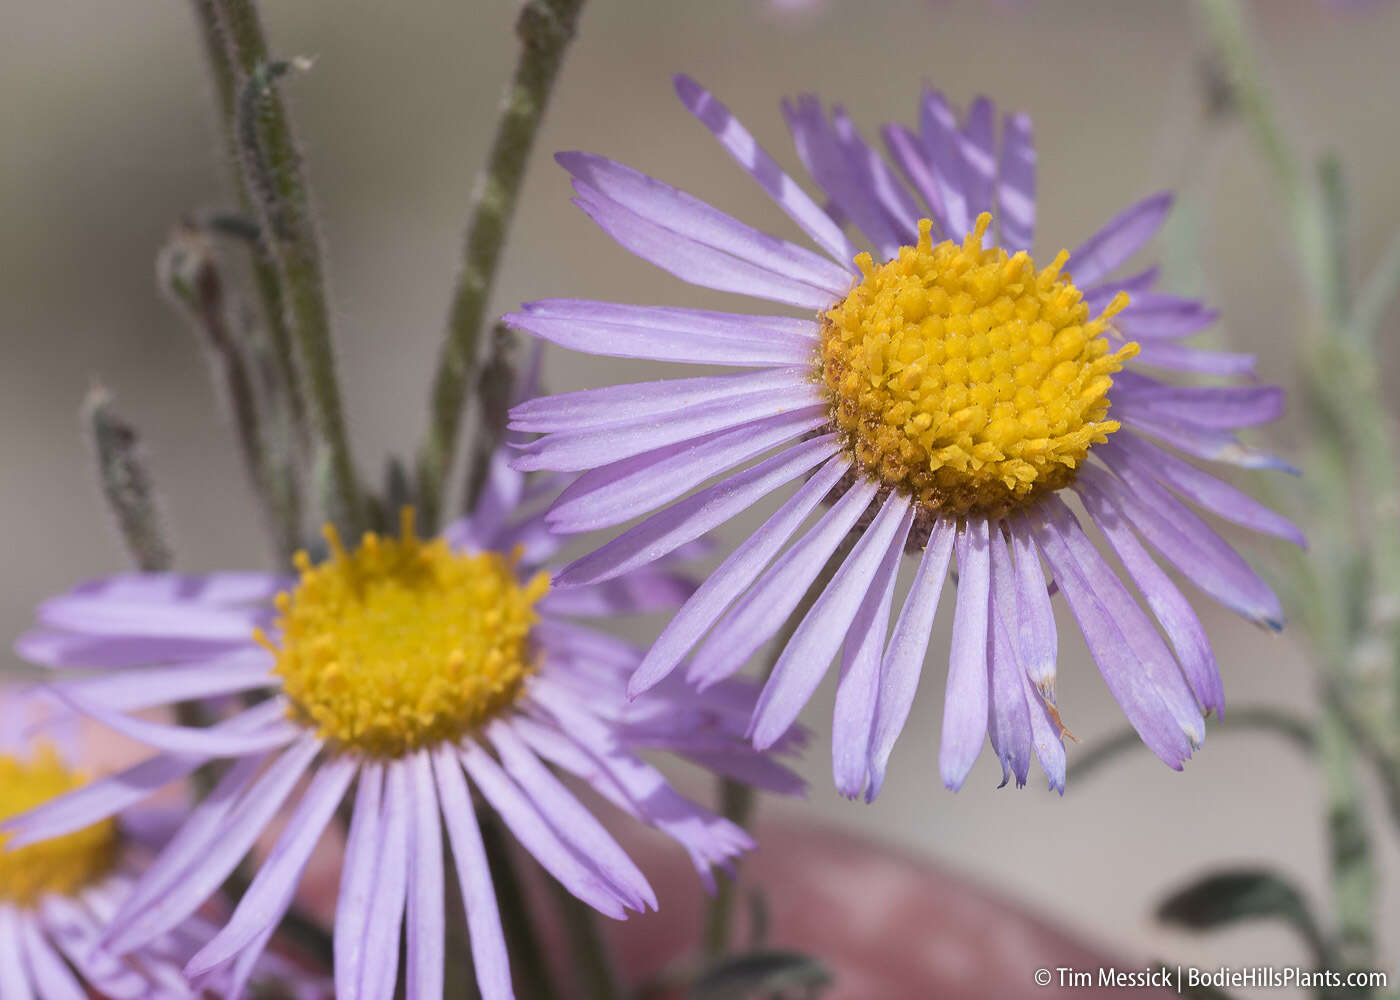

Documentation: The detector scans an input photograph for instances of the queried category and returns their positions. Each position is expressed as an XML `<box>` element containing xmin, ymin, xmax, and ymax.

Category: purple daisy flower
<box><xmin>0</xmin><ymin>690</ymin><xmax>325</xmax><ymax>1000</ymax></box>
<box><xmin>8</xmin><ymin>449</ymin><xmax>803</xmax><ymax>999</ymax></box>
<box><xmin>504</xmin><ymin>77</ymin><xmax>1304</xmax><ymax>801</ymax></box>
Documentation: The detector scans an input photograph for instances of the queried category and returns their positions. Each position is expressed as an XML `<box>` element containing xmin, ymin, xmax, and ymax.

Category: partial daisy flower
<box><xmin>0</xmin><ymin>690</ymin><xmax>324</xmax><ymax>999</ymax></box>
<box><xmin>8</xmin><ymin>451</ymin><xmax>803</xmax><ymax>999</ymax></box>
<box><xmin>504</xmin><ymin>77</ymin><xmax>1303</xmax><ymax>801</ymax></box>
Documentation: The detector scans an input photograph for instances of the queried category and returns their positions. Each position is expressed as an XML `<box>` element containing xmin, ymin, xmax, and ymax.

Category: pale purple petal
<box><xmin>1118</xmin><ymin>410</ymin><xmax>1296</xmax><ymax>471</ymax></box>
<box><xmin>1068</xmin><ymin>192</ymin><xmax>1173</xmax><ymax>288</ymax></box>
<box><xmin>0</xmin><ymin>907</ymin><xmax>35</xmax><ymax>1000</ymax></box>
<box><xmin>752</xmin><ymin>493</ymin><xmax>912</xmax><ymax>750</ymax></box>
<box><xmin>832</xmin><ymin>504</ymin><xmax>913</xmax><ymax>799</ymax></box>
<box><xmin>67</xmin><ymin>571</ymin><xmax>288</xmax><ymax>606</ymax></box>
<box><xmin>1020</xmin><ymin>665</ymin><xmax>1066</xmax><ymax>794</ymax></box>
<box><xmin>489</xmin><ymin>720</ymin><xmax>656</xmax><ymax>912</ymax></box>
<box><xmin>185</xmin><ymin>757</ymin><xmax>356</xmax><ymax>977</ymax></box>
<box><xmin>19</xmin><ymin>915</ymin><xmax>85</xmax><ymax>1000</ymax></box>
<box><xmin>882</xmin><ymin>123</ymin><xmax>950</xmax><ymax>237</ymax></box>
<box><xmin>1130</xmin><ymin>340</ymin><xmax>1256</xmax><ymax>376</ymax></box>
<box><xmin>1115</xmin><ymin>293</ymin><xmax>1219</xmax><ymax>339</ymax></box>
<box><xmin>688</xmin><ymin>476</ymin><xmax>880</xmax><ymax>689</ymax></box>
<box><xmin>559</xmin><ymin>151</ymin><xmax>852</xmax><ymax>294</ymax></box>
<box><xmin>674</xmin><ymin>75</ymin><xmax>858</xmax><ymax>266</ymax></box>
<box><xmin>941</xmin><ymin>520</ymin><xmax>991</xmax><ymax>791</ymax></box>
<box><xmin>48</xmin><ymin>690</ymin><xmax>298</xmax><ymax>758</ymax></box>
<box><xmin>831</xmin><ymin>105</ymin><xmax>922</xmax><ymax>244</ymax></box>
<box><xmin>1077</xmin><ymin>479</ymin><xmax>1223</xmax><ymax>715</ymax></box>
<box><xmin>1082</xmin><ymin>463</ymin><xmax>1283</xmax><ymax>629</ymax></box>
<box><xmin>513</xmin><ymin>378</ymin><xmax>822</xmax><ymax>472</ymax></box>
<box><xmin>44</xmin><ymin>650</ymin><xmax>272</xmax><ymax>713</ymax></box>
<box><xmin>13</xmin><ymin>629</ymin><xmax>247</xmax><ymax>670</ymax></box>
<box><xmin>918</xmin><ymin>89</ymin><xmax>973</xmax><ymax>236</ymax></box>
<box><xmin>987</xmin><ymin>529</ymin><xmax>1033</xmax><ymax>788</ymax></box>
<box><xmin>504</xmin><ymin>307</ymin><xmax>815</xmax><ymax>368</ymax></box>
<box><xmin>544</xmin><ymin>406</ymin><xmax>829</xmax><ymax>533</ymax></box>
<box><xmin>39</xmin><ymin>898</ymin><xmax>146</xmax><ymax>1000</ymax></box>
<box><xmin>430</xmin><ymin>749</ymin><xmax>511</xmax><ymax>1000</ymax></box>
<box><xmin>556</xmin><ymin>435</ymin><xmax>840</xmax><ymax>586</ymax></box>
<box><xmin>335</xmin><ymin>762</ymin><xmax>384</xmax><ymax>1000</ymax></box>
<box><xmin>540</xmin><ymin>570</ymin><xmax>694</xmax><ymax>618</ymax></box>
<box><xmin>1112</xmin><ymin>373</ymin><xmax>1284</xmax><ymax>430</ymax></box>
<box><xmin>996</xmin><ymin>111</ymin><xmax>1035</xmax><ymax>251</ymax></box>
<box><xmin>35</xmin><ymin>596</ymin><xmax>265</xmax><ymax>642</ymax></box>
<box><xmin>1032</xmin><ymin>498</ymin><xmax>1201</xmax><ymax>766</ymax></box>
<box><xmin>360</xmin><ymin>761</ymin><xmax>410</xmax><ymax>1000</ymax></box>
<box><xmin>958</xmin><ymin>97</ymin><xmax>997</xmax><ymax>220</ymax></box>
<box><xmin>1006</xmin><ymin>519</ymin><xmax>1057</xmax><ymax>695</ymax></box>
<box><xmin>679</xmin><ymin>749</ymin><xmax>807</xmax><ymax>798</ymax></box>
<box><xmin>104</xmin><ymin>736</ymin><xmax>321</xmax><ymax>956</ymax></box>
<box><xmin>406</xmin><ymin>751</ymin><xmax>445</xmax><ymax>1000</ymax></box>
<box><xmin>784</xmin><ymin>95</ymin><xmax>903</xmax><ymax>259</ymax></box>
<box><xmin>510</xmin><ymin>367</ymin><xmax>810</xmax><ymax>434</ymax></box>
<box><xmin>630</xmin><ymin>455</ymin><xmax>851</xmax><ymax>697</ymax></box>
<box><xmin>570</xmin><ymin>183</ymin><xmax>840</xmax><ymax>310</ymax></box>
<box><xmin>865</xmin><ymin>519</ymin><xmax>955</xmax><ymax>802</ymax></box>
<box><xmin>1103</xmin><ymin>435</ymin><xmax>1304</xmax><ymax>547</ymax></box>
<box><xmin>459</xmin><ymin>742</ymin><xmax>630</xmax><ymax>918</ymax></box>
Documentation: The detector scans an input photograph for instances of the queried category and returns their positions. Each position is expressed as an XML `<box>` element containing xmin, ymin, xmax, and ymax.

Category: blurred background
<box><xmin>3</xmin><ymin>0</ymin><xmax>1398</xmax><ymax>994</ymax></box>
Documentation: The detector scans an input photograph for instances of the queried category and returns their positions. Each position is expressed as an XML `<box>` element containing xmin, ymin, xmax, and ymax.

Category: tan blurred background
<box><xmin>4</xmin><ymin>0</ymin><xmax>1399</xmax><ymax>993</ymax></box>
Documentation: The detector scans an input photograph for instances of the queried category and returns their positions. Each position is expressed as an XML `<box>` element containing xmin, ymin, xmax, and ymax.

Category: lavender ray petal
<box><xmin>865</xmin><ymin>519</ymin><xmax>955</xmax><ymax>802</ymax></box>
<box><xmin>751</xmin><ymin>493</ymin><xmax>912</xmax><ymax>751</ymax></box>
<box><xmin>1068</xmin><ymin>192</ymin><xmax>1174</xmax><ymax>288</ymax></box>
<box><xmin>556</xmin><ymin>435</ymin><xmax>840</xmax><ymax>586</ymax></box>
<box><xmin>987</xmin><ymin>528</ymin><xmax>1033</xmax><ymax>788</ymax></box>
<box><xmin>941</xmin><ymin>520</ymin><xmax>991</xmax><ymax>791</ymax></box>
<box><xmin>335</xmin><ymin>762</ymin><xmax>384</xmax><ymax>1000</ymax></box>
<box><xmin>630</xmin><ymin>455</ymin><xmax>850</xmax><ymax>697</ymax></box>
<box><xmin>405</xmin><ymin>751</ymin><xmax>445</xmax><ymax>1000</ymax></box>
<box><xmin>359</xmin><ymin>760</ymin><xmax>410</xmax><ymax>1000</ymax></box>
<box><xmin>995</xmin><ymin>111</ymin><xmax>1035</xmax><ymax>251</ymax></box>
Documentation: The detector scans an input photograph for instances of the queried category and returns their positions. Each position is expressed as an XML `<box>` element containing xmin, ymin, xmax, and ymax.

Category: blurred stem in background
<box><xmin>1163</xmin><ymin>0</ymin><xmax>1400</xmax><ymax>982</ymax></box>
<box><xmin>417</xmin><ymin>0</ymin><xmax>587</xmax><ymax>535</ymax></box>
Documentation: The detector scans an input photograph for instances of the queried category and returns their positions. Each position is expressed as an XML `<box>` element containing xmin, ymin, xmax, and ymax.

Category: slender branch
<box><xmin>1068</xmin><ymin>707</ymin><xmax>1317</xmax><ymax>786</ymax></box>
<box><xmin>82</xmin><ymin>387</ymin><xmax>174</xmax><ymax>574</ymax></box>
<box><xmin>416</xmin><ymin>0</ymin><xmax>588</xmax><ymax>533</ymax></box>
<box><xmin>211</xmin><ymin>0</ymin><xmax>362</xmax><ymax>536</ymax></box>
<box><xmin>157</xmin><ymin>224</ymin><xmax>302</xmax><ymax>562</ymax></box>
<box><xmin>187</xmin><ymin>0</ymin><xmax>306</xmax><ymax>447</ymax></box>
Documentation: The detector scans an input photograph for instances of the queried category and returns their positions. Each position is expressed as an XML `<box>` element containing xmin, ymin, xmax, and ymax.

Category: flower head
<box><xmin>505</xmin><ymin>77</ymin><xmax>1303</xmax><ymax>800</ymax></box>
<box><xmin>9</xmin><ymin>446</ymin><xmax>803</xmax><ymax>998</ymax></box>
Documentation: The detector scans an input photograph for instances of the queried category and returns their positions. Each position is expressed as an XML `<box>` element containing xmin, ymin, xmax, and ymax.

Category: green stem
<box><xmin>187</xmin><ymin>0</ymin><xmax>306</xmax><ymax>450</ymax></box>
<box><xmin>551</xmin><ymin>878</ymin><xmax>622</xmax><ymax>1000</ymax></box>
<box><xmin>82</xmin><ymin>387</ymin><xmax>174</xmax><ymax>573</ymax></box>
<box><xmin>416</xmin><ymin>0</ymin><xmax>587</xmax><ymax>533</ymax></box>
<box><xmin>212</xmin><ymin>0</ymin><xmax>362</xmax><ymax>537</ymax></box>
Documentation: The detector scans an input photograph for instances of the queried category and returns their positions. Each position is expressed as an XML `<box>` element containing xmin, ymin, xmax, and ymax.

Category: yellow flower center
<box><xmin>263</xmin><ymin>510</ymin><xmax>550</xmax><ymax>758</ymax></box>
<box><xmin>819</xmin><ymin>213</ymin><xmax>1138</xmax><ymax>517</ymax></box>
<box><xmin>0</xmin><ymin>747</ymin><xmax>119</xmax><ymax>905</ymax></box>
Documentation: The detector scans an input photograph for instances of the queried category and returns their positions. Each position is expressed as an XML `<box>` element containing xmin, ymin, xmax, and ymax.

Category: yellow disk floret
<box><xmin>264</xmin><ymin>509</ymin><xmax>550</xmax><ymax>758</ymax></box>
<box><xmin>0</xmin><ymin>746</ymin><xmax>119</xmax><ymax>905</ymax></box>
<box><xmin>820</xmin><ymin>213</ymin><xmax>1138</xmax><ymax>517</ymax></box>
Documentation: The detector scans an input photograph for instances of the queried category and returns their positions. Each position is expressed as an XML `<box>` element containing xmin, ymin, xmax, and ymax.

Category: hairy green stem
<box><xmin>1317</xmin><ymin>706</ymin><xmax>1376</xmax><ymax>977</ymax></box>
<box><xmin>83</xmin><ymin>387</ymin><xmax>174</xmax><ymax>573</ymax></box>
<box><xmin>211</xmin><ymin>0</ymin><xmax>362</xmax><ymax>536</ymax></box>
<box><xmin>187</xmin><ymin>0</ymin><xmax>306</xmax><ymax>451</ymax></box>
<box><xmin>417</xmin><ymin>0</ymin><xmax>587</xmax><ymax>533</ymax></box>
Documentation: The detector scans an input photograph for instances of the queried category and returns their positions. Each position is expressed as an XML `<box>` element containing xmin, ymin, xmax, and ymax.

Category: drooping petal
<box><xmin>431</xmin><ymin>747</ymin><xmax>512</xmax><ymax>1000</ymax></box>
<box><xmin>1007</xmin><ymin>519</ymin><xmax>1057</xmax><ymax>694</ymax></box>
<box><xmin>986</xmin><ymin>528</ymin><xmax>1033</xmax><ymax>788</ymax></box>
<box><xmin>941</xmin><ymin>520</ymin><xmax>991</xmax><ymax>791</ymax></box>
<box><xmin>865</xmin><ymin>519</ymin><xmax>955</xmax><ymax>802</ymax></box>
<box><xmin>359</xmin><ymin>761</ymin><xmax>410</xmax><ymax>1000</ymax></box>
<box><xmin>629</xmin><ymin>456</ymin><xmax>850</xmax><ymax>697</ymax></box>
<box><xmin>406</xmin><ymin>751</ymin><xmax>446</xmax><ymax>1000</ymax></box>
<box><xmin>831</xmin><ymin>504</ymin><xmax>913</xmax><ymax>799</ymax></box>
<box><xmin>185</xmin><ymin>756</ymin><xmax>357</xmax><ymax>978</ymax></box>
<box><xmin>336</xmin><ymin>762</ymin><xmax>385</xmax><ymax>1000</ymax></box>
<box><xmin>688</xmin><ymin>477</ymin><xmax>880</xmax><ymax>689</ymax></box>
<box><xmin>752</xmin><ymin>493</ymin><xmax>912</xmax><ymax>751</ymax></box>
